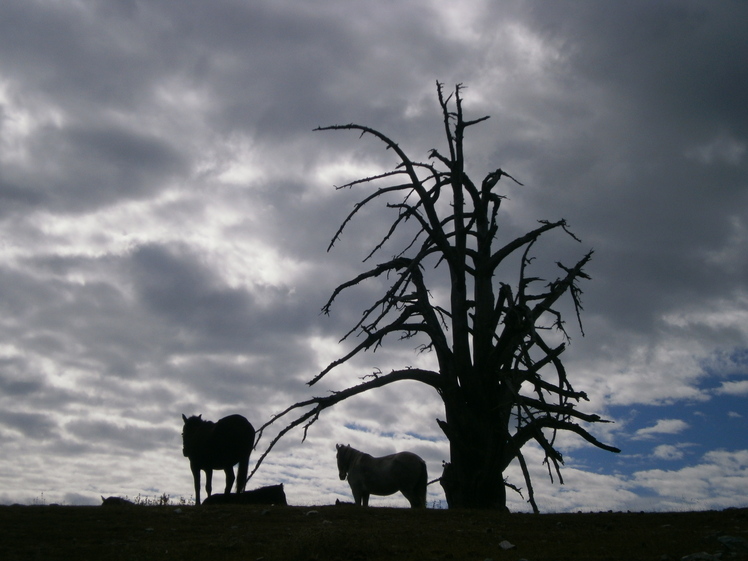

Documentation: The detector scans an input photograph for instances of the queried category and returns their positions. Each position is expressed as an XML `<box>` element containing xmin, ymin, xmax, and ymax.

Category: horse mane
<box><xmin>337</xmin><ymin>444</ymin><xmax>365</xmax><ymax>473</ymax></box>
<box><xmin>182</xmin><ymin>415</ymin><xmax>216</xmax><ymax>456</ymax></box>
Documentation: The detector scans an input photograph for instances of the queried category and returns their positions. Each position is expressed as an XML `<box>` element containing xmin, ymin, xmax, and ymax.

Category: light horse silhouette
<box><xmin>336</xmin><ymin>444</ymin><xmax>427</xmax><ymax>508</ymax></box>
<box><xmin>181</xmin><ymin>414</ymin><xmax>255</xmax><ymax>506</ymax></box>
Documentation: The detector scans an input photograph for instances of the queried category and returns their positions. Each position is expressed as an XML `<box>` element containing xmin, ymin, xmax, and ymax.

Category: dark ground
<box><xmin>1</xmin><ymin>504</ymin><xmax>747</xmax><ymax>561</ymax></box>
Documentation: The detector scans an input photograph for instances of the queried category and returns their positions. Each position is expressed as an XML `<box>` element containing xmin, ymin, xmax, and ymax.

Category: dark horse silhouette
<box><xmin>181</xmin><ymin>414</ymin><xmax>255</xmax><ymax>506</ymax></box>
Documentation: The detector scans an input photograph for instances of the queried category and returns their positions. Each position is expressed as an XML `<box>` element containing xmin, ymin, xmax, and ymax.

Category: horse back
<box><xmin>214</xmin><ymin>414</ymin><xmax>255</xmax><ymax>443</ymax></box>
<box><xmin>390</xmin><ymin>451</ymin><xmax>426</xmax><ymax>478</ymax></box>
<box><xmin>191</xmin><ymin>415</ymin><xmax>255</xmax><ymax>470</ymax></box>
<box><xmin>355</xmin><ymin>451</ymin><xmax>425</xmax><ymax>495</ymax></box>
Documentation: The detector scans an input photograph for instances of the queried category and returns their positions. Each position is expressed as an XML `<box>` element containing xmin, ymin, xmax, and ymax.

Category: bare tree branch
<box><xmin>247</xmin><ymin>368</ymin><xmax>442</xmax><ymax>485</ymax></box>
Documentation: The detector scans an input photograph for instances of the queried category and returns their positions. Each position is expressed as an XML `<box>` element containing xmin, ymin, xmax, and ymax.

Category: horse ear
<box><xmin>182</xmin><ymin>414</ymin><xmax>187</xmax><ymax>422</ymax></box>
<box><xmin>198</xmin><ymin>414</ymin><xmax>202</xmax><ymax>419</ymax></box>
<box><xmin>336</xmin><ymin>444</ymin><xmax>341</xmax><ymax>450</ymax></box>
<box><xmin>101</xmin><ymin>496</ymin><xmax>105</xmax><ymax>503</ymax></box>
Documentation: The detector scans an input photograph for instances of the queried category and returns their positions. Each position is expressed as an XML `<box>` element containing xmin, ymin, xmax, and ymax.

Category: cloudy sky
<box><xmin>1</xmin><ymin>0</ymin><xmax>746</xmax><ymax>512</ymax></box>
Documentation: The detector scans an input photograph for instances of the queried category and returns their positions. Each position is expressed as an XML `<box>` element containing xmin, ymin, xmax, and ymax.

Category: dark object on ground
<box><xmin>201</xmin><ymin>484</ymin><xmax>287</xmax><ymax>506</ymax></box>
<box><xmin>335</xmin><ymin>498</ymin><xmax>355</xmax><ymax>506</ymax></box>
<box><xmin>100</xmin><ymin>496</ymin><xmax>135</xmax><ymax>506</ymax></box>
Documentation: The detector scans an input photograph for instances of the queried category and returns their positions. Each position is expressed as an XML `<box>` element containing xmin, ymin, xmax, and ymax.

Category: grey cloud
<box><xmin>64</xmin><ymin>418</ymin><xmax>176</xmax><ymax>453</ymax></box>
<box><xmin>63</xmin><ymin>492</ymin><xmax>99</xmax><ymax>505</ymax></box>
<box><xmin>0</xmin><ymin>410</ymin><xmax>57</xmax><ymax>439</ymax></box>
<box><xmin>519</xmin><ymin>1</ymin><xmax>748</xmax><ymax>124</ymax></box>
<box><xmin>130</xmin><ymin>243</ymin><xmax>256</xmax><ymax>344</ymax></box>
<box><xmin>127</xmin><ymin>243</ymin><xmax>318</xmax><ymax>356</ymax></box>
<box><xmin>0</xmin><ymin>359</ymin><xmax>44</xmax><ymax>397</ymax></box>
<box><xmin>2</xmin><ymin>121</ymin><xmax>187</xmax><ymax>214</ymax></box>
<box><xmin>468</xmin><ymin>2</ymin><xmax>748</xmax><ymax>367</ymax></box>
<box><xmin>44</xmin><ymin>437</ymin><xmax>91</xmax><ymax>458</ymax></box>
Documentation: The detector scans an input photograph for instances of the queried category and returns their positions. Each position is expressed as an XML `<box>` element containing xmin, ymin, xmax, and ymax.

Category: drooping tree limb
<box><xmin>327</xmin><ymin>180</ymin><xmax>418</xmax><ymax>252</ymax></box>
<box><xmin>515</xmin><ymin>448</ymin><xmax>540</xmax><ymax>514</ymax></box>
<box><xmin>309</xmin><ymin>307</ymin><xmax>426</xmax><ymax>386</ymax></box>
<box><xmin>530</xmin><ymin>251</ymin><xmax>593</xmax><ymax>336</ymax></box>
<box><xmin>315</xmin><ymin>124</ymin><xmax>454</xmax><ymax>261</ymax></box>
<box><xmin>247</xmin><ymin>367</ymin><xmax>442</xmax><ymax>485</ymax></box>
<box><xmin>506</xmin><ymin>416</ymin><xmax>621</xmax><ymax>470</ymax></box>
<box><xmin>489</xmin><ymin>220</ymin><xmax>568</xmax><ymax>271</ymax></box>
<box><xmin>519</xmin><ymin>397</ymin><xmax>607</xmax><ymax>424</ymax></box>
<box><xmin>321</xmin><ymin>257</ymin><xmax>413</xmax><ymax>316</ymax></box>
<box><xmin>316</xmin><ymin>241</ymin><xmax>452</xmax><ymax>388</ymax></box>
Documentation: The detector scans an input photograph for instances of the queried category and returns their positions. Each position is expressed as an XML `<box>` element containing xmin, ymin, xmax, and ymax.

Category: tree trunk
<box><xmin>440</xmin><ymin>457</ymin><xmax>508</xmax><ymax>510</ymax></box>
<box><xmin>438</xmin><ymin>392</ymin><xmax>510</xmax><ymax>510</ymax></box>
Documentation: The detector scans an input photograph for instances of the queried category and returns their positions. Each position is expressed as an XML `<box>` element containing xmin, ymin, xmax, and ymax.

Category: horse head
<box><xmin>336</xmin><ymin>444</ymin><xmax>352</xmax><ymax>480</ymax></box>
<box><xmin>181</xmin><ymin>414</ymin><xmax>205</xmax><ymax>457</ymax></box>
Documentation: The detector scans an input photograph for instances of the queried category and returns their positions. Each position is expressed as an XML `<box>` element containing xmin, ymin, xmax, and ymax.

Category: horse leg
<box><xmin>191</xmin><ymin>464</ymin><xmax>202</xmax><ymax>506</ymax></box>
<box><xmin>348</xmin><ymin>481</ymin><xmax>361</xmax><ymax>506</ymax></box>
<box><xmin>361</xmin><ymin>492</ymin><xmax>370</xmax><ymax>507</ymax></box>
<box><xmin>405</xmin><ymin>492</ymin><xmax>422</xmax><ymax>509</ymax></box>
<box><xmin>417</xmin><ymin>485</ymin><xmax>427</xmax><ymax>508</ymax></box>
<box><xmin>403</xmin><ymin>485</ymin><xmax>426</xmax><ymax>508</ymax></box>
<box><xmin>224</xmin><ymin>467</ymin><xmax>235</xmax><ymax>495</ymax></box>
<box><xmin>404</xmin><ymin>462</ymin><xmax>428</xmax><ymax>508</ymax></box>
<box><xmin>352</xmin><ymin>492</ymin><xmax>363</xmax><ymax>506</ymax></box>
<box><xmin>205</xmin><ymin>469</ymin><xmax>213</xmax><ymax>499</ymax></box>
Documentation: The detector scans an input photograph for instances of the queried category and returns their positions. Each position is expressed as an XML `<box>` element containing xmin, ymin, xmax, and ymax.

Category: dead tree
<box><xmin>250</xmin><ymin>82</ymin><xmax>619</xmax><ymax>511</ymax></box>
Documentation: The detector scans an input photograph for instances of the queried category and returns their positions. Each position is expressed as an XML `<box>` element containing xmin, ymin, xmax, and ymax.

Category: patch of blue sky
<box><xmin>344</xmin><ymin>423</ymin><xmax>446</xmax><ymax>443</ymax></box>
<box><xmin>343</xmin><ymin>422</ymin><xmax>395</xmax><ymax>438</ymax></box>
<box><xmin>568</xmin><ymin>392</ymin><xmax>747</xmax><ymax>478</ymax></box>
<box><xmin>404</xmin><ymin>431</ymin><xmax>447</xmax><ymax>443</ymax></box>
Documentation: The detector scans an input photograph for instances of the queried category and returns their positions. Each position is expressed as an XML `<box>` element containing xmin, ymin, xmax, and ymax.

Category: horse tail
<box><xmin>236</xmin><ymin>457</ymin><xmax>249</xmax><ymax>493</ymax></box>
<box><xmin>236</xmin><ymin>423</ymin><xmax>256</xmax><ymax>493</ymax></box>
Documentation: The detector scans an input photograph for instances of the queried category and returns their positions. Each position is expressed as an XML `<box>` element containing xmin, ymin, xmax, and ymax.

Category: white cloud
<box><xmin>715</xmin><ymin>380</ymin><xmax>748</xmax><ymax>396</ymax></box>
<box><xmin>632</xmin><ymin>450</ymin><xmax>748</xmax><ymax>512</ymax></box>
<box><xmin>634</xmin><ymin>419</ymin><xmax>689</xmax><ymax>439</ymax></box>
<box><xmin>567</xmin><ymin>335</ymin><xmax>713</xmax><ymax>408</ymax></box>
<box><xmin>652</xmin><ymin>444</ymin><xmax>685</xmax><ymax>461</ymax></box>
